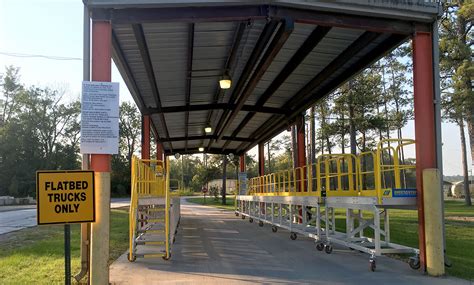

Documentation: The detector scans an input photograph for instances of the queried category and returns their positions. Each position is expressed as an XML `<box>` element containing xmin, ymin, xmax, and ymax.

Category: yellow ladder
<box><xmin>128</xmin><ymin>156</ymin><xmax>171</xmax><ymax>261</ymax></box>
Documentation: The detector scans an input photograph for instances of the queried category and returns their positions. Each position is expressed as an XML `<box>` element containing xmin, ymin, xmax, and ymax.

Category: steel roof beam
<box><xmin>207</xmin><ymin>19</ymin><xmax>280</xmax><ymax>149</ymax></box>
<box><xmin>217</xmin><ymin>19</ymin><xmax>294</xmax><ymax>147</ymax></box>
<box><xmin>204</xmin><ymin>22</ymin><xmax>246</xmax><ymax>148</ymax></box>
<box><xmin>145</xmin><ymin>103</ymin><xmax>285</xmax><ymax>115</ymax></box>
<box><xmin>222</xmin><ymin>25</ymin><xmax>331</xmax><ymax>150</ymax></box>
<box><xmin>91</xmin><ymin>5</ymin><xmax>429</xmax><ymax>34</ymax></box>
<box><xmin>239</xmin><ymin>33</ymin><xmax>408</xmax><ymax>153</ymax></box>
<box><xmin>159</xmin><ymin>135</ymin><xmax>253</xmax><ymax>143</ymax></box>
<box><xmin>132</xmin><ymin>23</ymin><xmax>172</xmax><ymax>150</ymax></box>
<box><xmin>184</xmin><ymin>23</ymin><xmax>195</xmax><ymax>151</ymax></box>
<box><xmin>111</xmin><ymin>32</ymin><xmax>147</xmax><ymax>112</ymax></box>
<box><xmin>165</xmin><ymin>148</ymin><xmax>235</xmax><ymax>156</ymax></box>
<box><xmin>246</xmin><ymin>31</ymin><xmax>381</xmax><ymax>141</ymax></box>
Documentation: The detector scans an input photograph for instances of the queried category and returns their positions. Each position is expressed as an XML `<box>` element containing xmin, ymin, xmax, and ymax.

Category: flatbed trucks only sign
<box><xmin>36</xmin><ymin>171</ymin><xmax>95</xmax><ymax>225</ymax></box>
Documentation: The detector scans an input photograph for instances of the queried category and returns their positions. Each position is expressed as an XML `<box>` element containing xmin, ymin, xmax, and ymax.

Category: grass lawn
<box><xmin>189</xmin><ymin>197</ymin><xmax>474</xmax><ymax>280</ymax></box>
<box><xmin>0</xmin><ymin>209</ymin><xmax>129</xmax><ymax>284</ymax></box>
<box><xmin>186</xmin><ymin>196</ymin><xmax>236</xmax><ymax>211</ymax></box>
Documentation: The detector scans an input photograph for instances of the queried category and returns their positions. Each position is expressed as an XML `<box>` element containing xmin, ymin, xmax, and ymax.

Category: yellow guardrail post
<box><xmin>422</xmin><ymin>168</ymin><xmax>445</xmax><ymax>276</ymax></box>
<box><xmin>165</xmin><ymin>157</ymin><xmax>170</xmax><ymax>259</ymax></box>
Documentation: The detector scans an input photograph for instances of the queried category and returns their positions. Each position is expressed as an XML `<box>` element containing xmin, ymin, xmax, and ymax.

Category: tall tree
<box><xmin>440</xmin><ymin>1</ymin><xmax>473</xmax><ymax>205</ymax></box>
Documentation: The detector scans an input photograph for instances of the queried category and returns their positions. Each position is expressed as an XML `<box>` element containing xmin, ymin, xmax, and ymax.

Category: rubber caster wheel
<box><xmin>290</xmin><ymin>232</ymin><xmax>297</xmax><ymax>240</ymax></box>
<box><xmin>324</xmin><ymin>244</ymin><xmax>333</xmax><ymax>254</ymax></box>
<box><xmin>369</xmin><ymin>259</ymin><xmax>376</xmax><ymax>272</ymax></box>
<box><xmin>249</xmin><ymin>218</ymin><xmax>254</xmax><ymax>223</ymax></box>
<box><xmin>235</xmin><ymin>212</ymin><xmax>239</xmax><ymax>216</ymax></box>
<box><xmin>162</xmin><ymin>254</ymin><xmax>171</xmax><ymax>261</ymax></box>
<box><xmin>258</xmin><ymin>221</ymin><xmax>264</xmax><ymax>227</ymax></box>
<box><xmin>241</xmin><ymin>215</ymin><xmax>245</xmax><ymax>219</ymax></box>
<box><xmin>316</xmin><ymin>243</ymin><xmax>324</xmax><ymax>251</ymax></box>
<box><xmin>271</xmin><ymin>226</ymin><xmax>278</xmax><ymax>233</ymax></box>
<box><xmin>128</xmin><ymin>254</ymin><xmax>136</xmax><ymax>262</ymax></box>
<box><xmin>409</xmin><ymin>257</ymin><xmax>420</xmax><ymax>270</ymax></box>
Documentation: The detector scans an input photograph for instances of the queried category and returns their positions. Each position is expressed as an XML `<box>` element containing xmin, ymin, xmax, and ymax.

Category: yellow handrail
<box><xmin>129</xmin><ymin>156</ymin><xmax>168</xmax><ymax>260</ymax></box>
<box><xmin>244</xmin><ymin>139</ymin><xmax>416</xmax><ymax>203</ymax></box>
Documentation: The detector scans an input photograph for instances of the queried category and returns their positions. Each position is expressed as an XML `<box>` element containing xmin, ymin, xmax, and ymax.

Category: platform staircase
<box><xmin>129</xmin><ymin>156</ymin><xmax>180</xmax><ymax>262</ymax></box>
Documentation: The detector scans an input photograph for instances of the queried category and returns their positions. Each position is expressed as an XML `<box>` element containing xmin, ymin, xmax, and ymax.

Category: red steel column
<box><xmin>413</xmin><ymin>31</ymin><xmax>436</xmax><ymax>272</ymax></box>
<box><xmin>258</xmin><ymin>143</ymin><xmax>265</xmax><ymax>176</ymax></box>
<box><xmin>239</xmin><ymin>154</ymin><xmax>246</xmax><ymax>172</ymax></box>
<box><xmin>90</xmin><ymin>20</ymin><xmax>111</xmax><ymax>285</ymax></box>
<box><xmin>296</xmin><ymin>115</ymin><xmax>306</xmax><ymax>192</ymax></box>
<box><xmin>142</xmin><ymin>115</ymin><xmax>151</xmax><ymax>160</ymax></box>
<box><xmin>156</xmin><ymin>140</ymin><xmax>163</xmax><ymax>161</ymax></box>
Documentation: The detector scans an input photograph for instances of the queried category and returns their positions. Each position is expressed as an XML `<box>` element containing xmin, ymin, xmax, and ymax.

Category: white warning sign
<box><xmin>80</xmin><ymin>81</ymin><xmax>119</xmax><ymax>154</ymax></box>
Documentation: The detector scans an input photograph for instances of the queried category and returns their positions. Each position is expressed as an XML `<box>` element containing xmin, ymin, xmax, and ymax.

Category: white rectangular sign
<box><xmin>80</xmin><ymin>81</ymin><xmax>119</xmax><ymax>154</ymax></box>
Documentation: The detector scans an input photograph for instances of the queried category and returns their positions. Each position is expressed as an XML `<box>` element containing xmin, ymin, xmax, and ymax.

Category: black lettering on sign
<box><xmin>54</xmin><ymin>204</ymin><xmax>81</xmax><ymax>213</ymax></box>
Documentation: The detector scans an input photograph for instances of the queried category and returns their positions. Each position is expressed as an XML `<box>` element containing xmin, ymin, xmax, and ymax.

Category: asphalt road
<box><xmin>0</xmin><ymin>198</ymin><xmax>131</xmax><ymax>235</ymax></box>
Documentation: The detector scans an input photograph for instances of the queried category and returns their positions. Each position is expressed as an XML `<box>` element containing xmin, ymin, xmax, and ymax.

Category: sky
<box><xmin>0</xmin><ymin>0</ymin><xmax>471</xmax><ymax>176</ymax></box>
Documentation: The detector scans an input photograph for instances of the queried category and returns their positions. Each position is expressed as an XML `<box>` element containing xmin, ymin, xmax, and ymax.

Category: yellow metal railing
<box><xmin>246</xmin><ymin>139</ymin><xmax>416</xmax><ymax>203</ymax></box>
<box><xmin>129</xmin><ymin>156</ymin><xmax>170</xmax><ymax>259</ymax></box>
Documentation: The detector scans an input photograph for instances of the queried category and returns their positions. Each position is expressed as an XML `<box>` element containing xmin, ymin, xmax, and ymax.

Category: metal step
<box><xmin>135</xmin><ymin>253</ymin><xmax>165</xmax><ymax>258</ymax></box>
<box><xmin>138</xmin><ymin>218</ymin><xmax>164</xmax><ymax>223</ymax></box>
<box><xmin>135</xmin><ymin>240</ymin><xmax>165</xmax><ymax>245</ymax></box>
<box><xmin>138</xmin><ymin>197</ymin><xmax>166</xmax><ymax>206</ymax></box>
<box><xmin>137</xmin><ymin>229</ymin><xmax>164</xmax><ymax>234</ymax></box>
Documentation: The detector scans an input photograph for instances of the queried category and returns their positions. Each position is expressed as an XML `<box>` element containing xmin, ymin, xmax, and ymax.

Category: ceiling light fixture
<box><xmin>204</xmin><ymin>126</ymin><xmax>212</xmax><ymax>133</ymax></box>
<box><xmin>199</xmin><ymin>147</ymin><xmax>205</xmax><ymax>152</ymax></box>
<box><xmin>219</xmin><ymin>71</ymin><xmax>232</xmax><ymax>89</ymax></box>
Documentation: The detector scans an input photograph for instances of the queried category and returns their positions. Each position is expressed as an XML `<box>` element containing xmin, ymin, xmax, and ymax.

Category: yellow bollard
<box><xmin>90</xmin><ymin>172</ymin><xmax>111</xmax><ymax>284</ymax></box>
<box><xmin>422</xmin><ymin>168</ymin><xmax>445</xmax><ymax>276</ymax></box>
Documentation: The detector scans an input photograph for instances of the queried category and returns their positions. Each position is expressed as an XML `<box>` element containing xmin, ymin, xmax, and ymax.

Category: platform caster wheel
<box><xmin>324</xmin><ymin>244</ymin><xmax>333</xmax><ymax>254</ymax></box>
<box><xmin>258</xmin><ymin>221</ymin><xmax>264</xmax><ymax>227</ymax></box>
<box><xmin>241</xmin><ymin>215</ymin><xmax>245</xmax><ymax>219</ymax></box>
<box><xmin>249</xmin><ymin>218</ymin><xmax>254</xmax><ymax>223</ymax></box>
<box><xmin>409</xmin><ymin>257</ymin><xmax>420</xmax><ymax>270</ymax></box>
<box><xmin>316</xmin><ymin>243</ymin><xmax>324</xmax><ymax>251</ymax></box>
<box><xmin>271</xmin><ymin>226</ymin><xmax>278</xmax><ymax>233</ymax></box>
<box><xmin>128</xmin><ymin>254</ymin><xmax>136</xmax><ymax>262</ymax></box>
<box><xmin>290</xmin><ymin>232</ymin><xmax>297</xmax><ymax>240</ymax></box>
<box><xmin>162</xmin><ymin>254</ymin><xmax>171</xmax><ymax>261</ymax></box>
<box><xmin>369</xmin><ymin>259</ymin><xmax>376</xmax><ymax>272</ymax></box>
<box><xmin>235</xmin><ymin>212</ymin><xmax>239</xmax><ymax>216</ymax></box>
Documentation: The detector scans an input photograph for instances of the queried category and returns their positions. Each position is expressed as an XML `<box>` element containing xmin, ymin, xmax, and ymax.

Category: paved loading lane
<box><xmin>110</xmin><ymin>198</ymin><xmax>467</xmax><ymax>285</ymax></box>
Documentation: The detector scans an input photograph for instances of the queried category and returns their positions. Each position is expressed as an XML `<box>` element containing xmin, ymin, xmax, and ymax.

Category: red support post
<box><xmin>258</xmin><ymin>143</ymin><xmax>265</xmax><ymax>176</ymax></box>
<box><xmin>142</xmin><ymin>115</ymin><xmax>150</xmax><ymax>160</ymax></box>
<box><xmin>296</xmin><ymin>115</ymin><xmax>306</xmax><ymax>192</ymax></box>
<box><xmin>89</xmin><ymin>20</ymin><xmax>112</xmax><ymax>285</ymax></box>
<box><xmin>239</xmin><ymin>154</ymin><xmax>246</xmax><ymax>172</ymax></box>
<box><xmin>90</xmin><ymin>21</ymin><xmax>112</xmax><ymax>172</ymax></box>
<box><xmin>156</xmin><ymin>140</ymin><xmax>163</xmax><ymax>161</ymax></box>
<box><xmin>413</xmin><ymin>31</ymin><xmax>436</xmax><ymax>272</ymax></box>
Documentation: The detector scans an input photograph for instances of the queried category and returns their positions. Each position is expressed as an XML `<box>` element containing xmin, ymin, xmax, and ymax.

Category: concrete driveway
<box><xmin>109</xmin><ymin>198</ymin><xmax>468</xmax><ymax>285</ymax></box>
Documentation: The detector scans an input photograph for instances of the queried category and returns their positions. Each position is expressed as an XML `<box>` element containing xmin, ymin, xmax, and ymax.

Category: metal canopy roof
<box><xmin>86</xmin><ymin>0</ymin><xmax>440</xmax><ymax>156</ymax></box>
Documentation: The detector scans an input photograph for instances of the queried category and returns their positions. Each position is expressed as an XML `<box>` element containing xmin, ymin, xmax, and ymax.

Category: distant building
<box><xmin>207</xmin><ymin>179</ymin><xmax>237</xmax><ymax>194</ymax></box>
<box><xmin>451</xmin><ymin>181</ymin><xmax>474</xmax><ymax>198</ymax></box>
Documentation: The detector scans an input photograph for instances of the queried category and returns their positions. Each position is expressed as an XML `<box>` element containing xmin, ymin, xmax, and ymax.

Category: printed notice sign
<box><xmin>36</xmin><ymin>171</ymin><xmax>95</xmax><ymax>225</ymax></box>
<box><xmin>80</xmin><ymin>81</ymin><xmax>119</xmax><ymax>154</ymax></box>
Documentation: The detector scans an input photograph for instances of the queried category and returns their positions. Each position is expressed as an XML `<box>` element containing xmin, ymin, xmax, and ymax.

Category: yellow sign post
<box><xmin>36</xmin><ymin>170</ymin><xmax>95</xmax><ymax>225</ymax></box>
